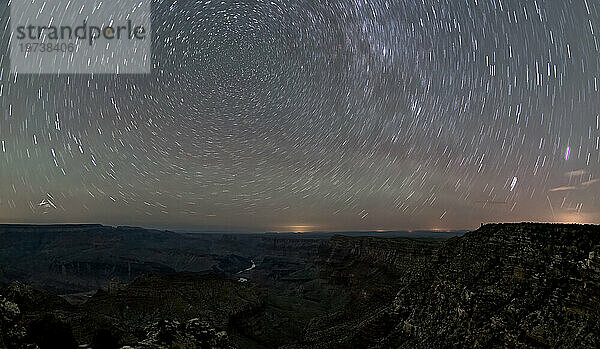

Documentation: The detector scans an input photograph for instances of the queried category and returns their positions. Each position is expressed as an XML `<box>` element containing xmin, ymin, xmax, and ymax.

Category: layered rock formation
<box><xmin>0</xmin><ymin>225</ymin><xmax>309</xmax><ymax>293</ymax></box>
<box><xmin>299</xmin><ymin>236</ymin><xmax>441</xmax><ymax>347</ymax></box>
<box><xmin>302</xmin><ymin>223</ymin><xmax>600</xmax><ymax>348</ymax></box>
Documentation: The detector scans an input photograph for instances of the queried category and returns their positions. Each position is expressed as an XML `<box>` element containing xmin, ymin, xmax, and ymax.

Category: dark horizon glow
<box><xmin>1</xmin><ymin>1</ymin><xmax>599</xmax><ymax>232</ymax></box>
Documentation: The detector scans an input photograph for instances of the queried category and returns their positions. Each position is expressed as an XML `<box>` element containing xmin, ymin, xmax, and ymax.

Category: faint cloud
<box><xmin>581</xmin><ymin>179</ymin><xmax>600</xmax><ymax>187</ymax></box>
<box><xmin>565</xmin><ymin>169</ymin><xmax>588</xmax><ymax>176</ymax></box>
<box><xmin>549</xmin><ymin>186</ymin><xmax>578</xmax><ymax>192</ymax></box>
<box><xmin>549</xmin><ymin>178</ymin><xmax>600</xmax><ymax>192</ymax></box>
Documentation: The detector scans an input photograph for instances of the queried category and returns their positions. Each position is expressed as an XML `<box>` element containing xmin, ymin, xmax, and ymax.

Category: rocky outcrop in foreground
<box><xmin>387</xmin><ymin>223</ymin><xmax>600</xmax><ymax>348</ymax></box>
<box><xmin>309</xmin><ymin>223</ymin><xmax>600</xmax><ymax>348</ymax></box>
<box><xmin>123</xmin><ymin>318</ymin><xmax>233</xmax><ymax>349</ymax></box>
<box><xmin>0</xmin><ymin>295</ymin><xmax>27</xmax><ymax>348</ymax></box>
<box><xmin>0</xmin><ymin>273</ymin><xmax>255</xmax><ymax>349</ymax></box>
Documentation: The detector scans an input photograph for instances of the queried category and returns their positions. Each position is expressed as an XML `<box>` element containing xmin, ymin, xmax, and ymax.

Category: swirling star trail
<box><xmin>0</xmin><ymin>0</ymin><xmax>599</xmax><ymax>230</ymax></box>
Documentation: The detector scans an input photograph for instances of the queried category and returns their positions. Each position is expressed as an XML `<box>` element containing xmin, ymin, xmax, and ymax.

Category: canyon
<box><xmin>1</xmin><ymin>223</ymin><xmax>599</xmax><ymax>348</ymax></box>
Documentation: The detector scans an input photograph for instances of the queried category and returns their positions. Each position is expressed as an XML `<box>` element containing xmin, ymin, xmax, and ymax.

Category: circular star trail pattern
<box><xmin>0</xmin><ymin>0</ymin><xmax>599</xmax><ymax>231</ymax></box>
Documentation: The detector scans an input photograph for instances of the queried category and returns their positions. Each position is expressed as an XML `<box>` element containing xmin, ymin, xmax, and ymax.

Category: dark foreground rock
<box><xmin>385</xmin><ymin>223</ymin><xmax>600</xmax><ymax>348</ymax></box>
<box><xmin>122</xmin><ymin>318</ymin><xmax>233</xmax><ymax>349</ymax></box>
<box><xmin>0</xmin><ymin>273</ymin><xmax>256</xmax><ymax>348</ymax></box>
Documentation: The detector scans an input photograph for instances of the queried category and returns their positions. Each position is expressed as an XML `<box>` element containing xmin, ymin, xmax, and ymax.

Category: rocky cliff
<box><xmin>298</xmin><ymin>236</ymin><xmax>441</xmax><ymax>348</ymax></box>
<box><xmin>302</xmin><ymin>223</ymin><xmax>600</xmax><ymax>348</ymax></box>
<box><xmin>384</xmin><ymin>223</ymin><xmax>600</xmax><ymax>348</ymax></box>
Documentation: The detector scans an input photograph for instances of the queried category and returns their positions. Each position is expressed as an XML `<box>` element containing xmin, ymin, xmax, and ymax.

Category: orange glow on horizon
<box><xmin>279</xmin><ymin>225</ymin><xmax>317</xmax><ymax>233</ymax></box>
<box><xmin>554</xmin><ymin>212</ymin><xmax>589</xmax><ymax>225</ymax></box>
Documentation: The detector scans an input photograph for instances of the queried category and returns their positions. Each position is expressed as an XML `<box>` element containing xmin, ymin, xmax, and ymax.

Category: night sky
<box><xmin>0</xmin><ymin>0</ymin><xmax>599</xmax><ymax>232</ymax></box>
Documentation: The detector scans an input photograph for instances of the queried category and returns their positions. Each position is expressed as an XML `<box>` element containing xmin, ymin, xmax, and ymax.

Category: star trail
<box><xmin>0</xmin><ymin>0</ymin><xmax>599</xmax><ymax>231</ymax></box>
